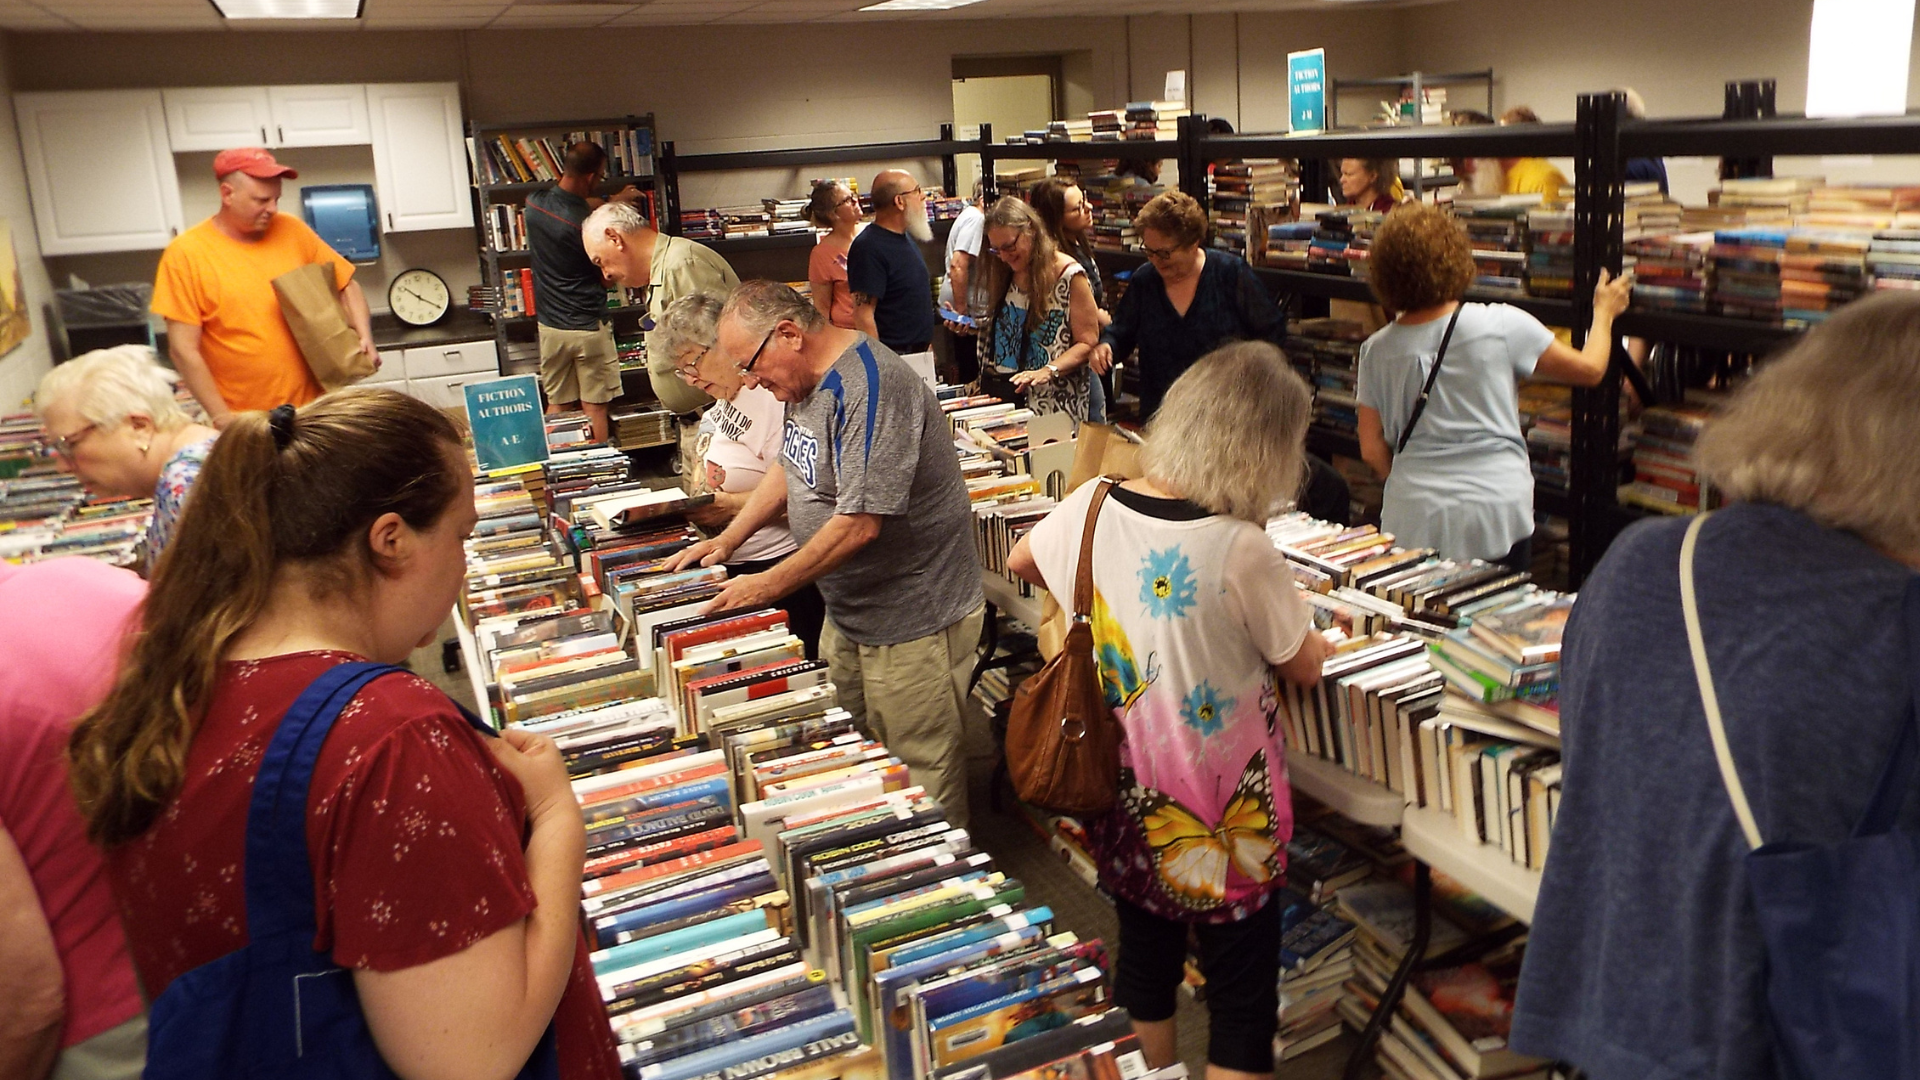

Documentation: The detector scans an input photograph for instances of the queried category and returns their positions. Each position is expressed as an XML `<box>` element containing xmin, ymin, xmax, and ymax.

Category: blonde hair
<box><xmin>1139</xmin><ymin>341</ymin><xmax>1312</xmax><ymax>523</ymax></box>
<box><xmin>1695</xmin><ymin>291</ymin><xmax>1920</xmax><ymax>555</ymax></box>
<box><xmin>34</xmin><ymin>345</ymin><xmax>192</xmax><ymax>432</ymax></box>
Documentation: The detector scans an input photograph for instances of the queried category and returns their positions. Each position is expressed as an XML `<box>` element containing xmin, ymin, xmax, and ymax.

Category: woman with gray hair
<box><xmin>653</xmin><ymin>291</ymin><xmax>824</xmax><ymax>657</ymax></box>
<box><xmin>1007</xmin><ymin>341</ymin><xmax>1331</xmax><ymax>1080</ymax></box>
<box><xmin>34</xmin><ymin>345</ymin><xmax>219</xmax><ymax>569</ymax></box>
<box><xmin>1511</xmin><ymin>290</ymin><xmax>1920</xmax><ymax>1080</ymax></box>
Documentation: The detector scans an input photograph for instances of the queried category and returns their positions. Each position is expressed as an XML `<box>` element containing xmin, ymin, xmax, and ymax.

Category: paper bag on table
<box><xmin>1036</xmin><ymin>422</ymin><xmax>1143</xmax><ymax>660</ymax></box>
<box><xmin>272</xmin><ymin>263</ymin><xmax>374</xmax><ymax>391</ymax></box>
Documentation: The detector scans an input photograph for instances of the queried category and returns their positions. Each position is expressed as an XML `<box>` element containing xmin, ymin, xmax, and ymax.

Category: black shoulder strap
<box><xmin>1397</xmin><ymin>303</ymin><xmax>1465</xmax><ymax>456</ymax></box>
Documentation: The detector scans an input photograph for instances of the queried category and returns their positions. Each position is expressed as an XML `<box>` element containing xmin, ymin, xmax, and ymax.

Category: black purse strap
<box><xmin>1396</xmin><ymin>303</ymin><xmax>1465</xmax><ymax>456</ymax></box>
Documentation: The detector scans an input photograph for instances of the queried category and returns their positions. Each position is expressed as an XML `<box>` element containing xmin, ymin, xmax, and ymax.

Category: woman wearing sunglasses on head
<box><xmin>1092</xmin><ymin>191</ymin><xmax>1287</xmax><ymax>422</ymax></box>
<box><xmin>977</xmin><ymin>196</ymin><xmax>1102</xmax><ymax>424</ymax></box>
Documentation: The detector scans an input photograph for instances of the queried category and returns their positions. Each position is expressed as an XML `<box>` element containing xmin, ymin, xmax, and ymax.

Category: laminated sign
<box><xmin>465</xmin><ymin>374</ymin><xmax>550</xmax><ymax>472</ymax></box>
<box><xmin>1288</xmin><ymin>48</ymin><xmax>1327</xmax><ymax>134</ymax></box>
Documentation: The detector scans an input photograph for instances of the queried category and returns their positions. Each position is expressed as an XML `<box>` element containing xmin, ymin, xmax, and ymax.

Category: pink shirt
<box><xmin>0</xmin><ymin>558</ymin><xmax>146</xmax><ymax>1047</ymax></box>
<box><xmin>809</xmin><ymin>238</ymin><xmax>856</xmax><ymax>329</ymax></box>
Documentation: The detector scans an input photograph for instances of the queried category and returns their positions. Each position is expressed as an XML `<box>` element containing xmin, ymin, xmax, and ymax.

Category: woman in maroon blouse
<box><xmin>67</xmin><ymin>388</ymin><xmax>620</xmax><ymax>1080</ymax></box>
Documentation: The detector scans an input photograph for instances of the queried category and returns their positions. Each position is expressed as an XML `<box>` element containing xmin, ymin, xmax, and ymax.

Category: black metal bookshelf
<box><xmin>1328</xmin><ymin>69</ymin><xmax>1495</xmax><ymax>130</ymax></box>
<box><xmin>468</xmin><ymin>113</ymin><xmax>659</xmax><ymax>380</ymax></box>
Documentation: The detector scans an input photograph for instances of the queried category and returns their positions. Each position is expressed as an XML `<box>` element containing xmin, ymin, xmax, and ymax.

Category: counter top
<box><xmin>371</xmin><ymin>308</ymin><xmax>496</xmax><ymax>350</ymax></box>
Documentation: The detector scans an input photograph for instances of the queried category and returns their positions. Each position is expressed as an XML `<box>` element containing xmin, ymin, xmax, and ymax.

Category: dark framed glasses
<box><xmin>741</xmin><ymin>327</ymin><xmax>777</xmax><ymax>374</ymax></box>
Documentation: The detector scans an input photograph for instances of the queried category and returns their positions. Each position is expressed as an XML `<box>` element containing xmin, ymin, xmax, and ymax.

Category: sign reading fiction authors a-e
<box><xmin>1288</xmin><ymin>48</ymin><xmax>1327</xmax><ymax>134</ymax></box>
<box><xmin>464</xmin><ymin>374</ymin><xmax>550</xmax><ymax>473</ymax></box>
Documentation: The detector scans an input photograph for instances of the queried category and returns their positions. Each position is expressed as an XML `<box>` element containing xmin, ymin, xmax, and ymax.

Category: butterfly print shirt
<box><xmin>1027</xmin><ymin>480</ymin><xmax>1314</xmax><ymax>922</ymax></box>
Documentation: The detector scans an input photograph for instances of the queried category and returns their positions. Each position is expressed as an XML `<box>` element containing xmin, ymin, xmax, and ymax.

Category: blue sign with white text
<box><xmin>1289</xmin><ymin>49</ymin><xmax>1327</xmax><ymax>133</ymax></box>
<box><xmin>464</xmin><ymin>374</ymin><xmax>550</xmax><ymax>473</ymax></box>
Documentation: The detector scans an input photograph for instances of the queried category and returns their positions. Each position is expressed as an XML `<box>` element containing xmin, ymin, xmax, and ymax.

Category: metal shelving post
<box><xmin>1570</xmin><ymin>92</ymin><xmax>1629</xmax><ymax>586</ymax></box>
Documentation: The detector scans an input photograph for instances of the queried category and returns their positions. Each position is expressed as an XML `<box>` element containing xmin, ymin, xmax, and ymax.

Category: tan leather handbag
<box><xmin>1006</xmin><ymin>477</ymin><xmax>1124</xmax><ymax>816</ymax></box>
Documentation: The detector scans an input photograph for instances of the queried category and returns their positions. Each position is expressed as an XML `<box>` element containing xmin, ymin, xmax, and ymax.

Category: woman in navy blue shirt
<box><xmin>1093</xmin><ymin>192</ymin><xmax>1286</xmax><ymax>420</ymax></box>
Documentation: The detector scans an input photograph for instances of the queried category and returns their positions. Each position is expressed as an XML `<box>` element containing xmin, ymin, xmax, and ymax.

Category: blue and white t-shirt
<box><xmin>779</xmin><ymin>335</ymin><xmax>982</xmax><ymax>645</ymax></box>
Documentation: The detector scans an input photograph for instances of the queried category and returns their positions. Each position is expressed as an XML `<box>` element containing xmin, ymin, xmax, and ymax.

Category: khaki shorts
<box><xmin>537</xmin><ymin>323</ymin><xmax>621</xmax><ymax>406</ymax></box>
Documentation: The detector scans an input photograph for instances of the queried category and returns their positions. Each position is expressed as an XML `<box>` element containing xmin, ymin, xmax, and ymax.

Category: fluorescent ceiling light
<box><xmin>858</xmin><ymin>0</ymin><xmax>986</xmax><ymax>11</ymax></box>
<box><xmin>211</xmin><ymin>0</ymin><xmax>363</xmax><ymax>18</ymax></box>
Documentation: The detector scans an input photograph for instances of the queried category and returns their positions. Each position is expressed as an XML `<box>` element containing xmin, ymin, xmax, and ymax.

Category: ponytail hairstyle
<box><xmin>68</xmin><ymin>387</ymin><xmax>466</xmax><ymax>847</ymax></box>
<box><xmin>979</xmin><ymin>196</ymin><xmax>1066</xmax><ymax>338</ymax></box>
<box><xmin>807</xmin><ymin>180</ymin><xmax>849</xmax><ymax>230</ymax></box>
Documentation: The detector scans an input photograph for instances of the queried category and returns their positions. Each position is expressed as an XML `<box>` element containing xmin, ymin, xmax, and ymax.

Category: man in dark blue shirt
<box><xmin>525</xmin><ymin>140</ymin><xmax>641</xmax><ymax>443</ymax></box>
<box><xmin>847</xmin><ymin>170</ymin><xmax>937</xmax><ymax>364</ymax></box>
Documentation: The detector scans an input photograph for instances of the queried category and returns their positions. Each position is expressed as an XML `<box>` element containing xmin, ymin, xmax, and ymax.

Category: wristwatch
<box><xmin>1044</xmin><ymin>363</ymin><xmax>1061</xmax><ymax>379</ymax></box>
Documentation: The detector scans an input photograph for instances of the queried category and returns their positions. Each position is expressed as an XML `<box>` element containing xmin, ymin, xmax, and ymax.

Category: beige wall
<box><xmin>0</xmin><ymin>41</ymin><xmax>58</xmax><ymax>411</ymax></box>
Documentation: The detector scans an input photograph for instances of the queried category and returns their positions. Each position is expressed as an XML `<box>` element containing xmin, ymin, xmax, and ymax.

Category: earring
<box><xmin>139</xmin><ymin>439</ymin><xmax>152</xmax><ymax>454</ymax></box>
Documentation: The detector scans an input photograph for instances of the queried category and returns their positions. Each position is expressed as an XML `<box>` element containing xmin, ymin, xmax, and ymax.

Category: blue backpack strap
<box><xmin>244</xmin><ymin>661</ymin><xmax>408</xmax><ymax>943</ymax></box>
<box><xmin>1853</xmin><ymin>576</ymin><xmax>1920</xmax><ymax>839</ymax></box>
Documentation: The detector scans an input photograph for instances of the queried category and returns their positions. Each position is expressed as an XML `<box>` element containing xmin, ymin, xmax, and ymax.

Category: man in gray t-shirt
<box><xmin>670</xmin><ymin>281</ymin><xmax>985</xmax><ymax>825</ymax></box>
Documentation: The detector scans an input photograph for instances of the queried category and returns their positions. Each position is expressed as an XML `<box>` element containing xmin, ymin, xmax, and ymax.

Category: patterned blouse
<box><xmin>985</xmin><ymin>260</ymin><xmax>1091</xmax><ymax>422</ymax></box>
<box><xmin>105</xmin><ymin>652</ymin><xmax>622</xmax><ymax>1079</ymax></box>
<box><xmin>146</xmin><ymin>436</ymin><xmax>215</xmax><ymax>565</ymax></box>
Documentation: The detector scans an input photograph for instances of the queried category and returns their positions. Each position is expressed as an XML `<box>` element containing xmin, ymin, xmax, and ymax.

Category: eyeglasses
<box><xmin>740</xmin><ymin>328</ymin><xmax>777</xmax><ymax>374</ymax></box>
<box><xmin>896</xmin><ymin>186</ymin><xmax>924</xmax><ymax>205</ymax></box>
<box><xmin>674</xmin><ymin>345</ymin><xmax>711</xmax><ymax>380</ymax></box>
<box><xmin>48</xmin><ymin>423</ymin><xmax>97</xmax><ymax>458</ymax></box>
<box><xmin>987</xmin><ymin>235</ymin><xmax>1026</xmax><ymax>256</ymax></box>
<box><xmin>834</xmin><ymin>194</ymin><xmax>859</xmax><ymax>210</ymax></box>
<box><xmin>1141</xmin><ymin>242</ymin><xmax>1188</xmax><ymax>261</ymax></box>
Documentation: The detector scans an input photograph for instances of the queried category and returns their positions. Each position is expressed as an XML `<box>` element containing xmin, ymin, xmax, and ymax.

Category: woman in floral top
<box><xmin>1010</xmin><ymin>342</ymin><xmax>1330</xmax><ymax>1080</ymax></box>
<box><xmin>978</xmin><ymin>197</ymin><xmax>1101</xmax><ymax>423</ymax></box>
<box><xmin>34</xmin><ymin>345</ymin><xmax>219</xmax><ymax>572</ymax></box>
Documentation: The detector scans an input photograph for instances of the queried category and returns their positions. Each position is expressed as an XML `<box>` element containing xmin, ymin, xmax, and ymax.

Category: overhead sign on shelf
<box><xmin>464</xmin><ymin>374</ymin><xmax>550</xmax><ymax>473</ymax></box>
<box><xmin>1288</xmin><ymin>49</ymin><xmax>1327</xmax><ymax>134</ymax></box>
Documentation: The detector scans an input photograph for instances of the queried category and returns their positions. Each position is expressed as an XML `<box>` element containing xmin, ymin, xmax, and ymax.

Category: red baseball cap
<box><xmin>212</xmin><ymin>147</ymin><xmax>297</xmax><ymax>180</ymax></box>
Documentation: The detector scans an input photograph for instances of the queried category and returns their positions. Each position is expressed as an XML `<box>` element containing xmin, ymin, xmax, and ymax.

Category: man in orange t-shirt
<box><xmin>151</xmin><ymin>148</ymin><xmax>377</xmax><ymax>426</ymax></box>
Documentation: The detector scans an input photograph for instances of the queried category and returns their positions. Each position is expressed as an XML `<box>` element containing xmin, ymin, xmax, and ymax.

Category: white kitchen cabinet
<box><xmin>364</xmin><ymin>82</ymin><xmax>472</xmax><ymax>233</ymax></box>
<box><xmin>164</xmin><ymin>84</ymin><xmax>369</xmax><ymax>151</ymax></box>
<box><xmin>268</xmin><ymin>85</ymin><xmax>370</xmax><ymax>148</ymax></box>
<box><xmin>361</xmin><ymin>349</ymin><xmax>407</xmax><ymax>386</ymax></box>
<box><xmin>14</xmin><ymin>90</ymin><xmax>184</xmax><ymax>256</ymax></box>
<box><xmin>407</xmin><ymin>372</ymin><xmax>481</xmax><ymax>412</ymax></box>
<box><xmin>162</xmin><ymin>86</ymin><xmax>273</xmax><ymax>152</ymax></box>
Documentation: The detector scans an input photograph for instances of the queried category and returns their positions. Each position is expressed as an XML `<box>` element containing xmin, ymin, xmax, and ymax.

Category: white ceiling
<box><xmin>0</xmin><ymin>0</ymin><xmax>1403</xmax><ymax>31</ymax></box>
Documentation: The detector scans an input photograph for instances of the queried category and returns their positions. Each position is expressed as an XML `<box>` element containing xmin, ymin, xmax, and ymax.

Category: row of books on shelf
<box><xmin>1000</xmin><ymin>100</ymin><xmax>1189</xmax><ymax>144</ymax></box>
<box><xmin>1208</xmin><ymin>160</ymin><xmax>1300</xmax><ymax>261</ymax></box>
<box><xmin>2</xmin><ymin>410</ymin><xmax>165</xmax><ymax>567</ymax></box>
<box><xmin>1265</xmin><ymin>512</ymin><xmax>1570</xmax><ymax>877</ymax></box>
<box><xmin>678</xmin><ymin>184</ymin><xmax>969</xmax><ymax>244</ymax></box>
<box><xmin>469</xmin><ymin>126</ymin><xmax>655</xmax><ymax>187</ymax></box>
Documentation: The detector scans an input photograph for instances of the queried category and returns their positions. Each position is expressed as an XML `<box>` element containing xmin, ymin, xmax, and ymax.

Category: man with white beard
<box><xmin>847</xmin><ymin>170</ymin><xmax>938</xmax><ymax>377</ymax></box>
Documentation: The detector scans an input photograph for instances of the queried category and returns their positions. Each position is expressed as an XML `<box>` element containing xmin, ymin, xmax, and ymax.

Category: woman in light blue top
<box><xmin>1355</xmin><ymin>203</ymin><xmax>1631</xmax><ymax>566</ymax></box>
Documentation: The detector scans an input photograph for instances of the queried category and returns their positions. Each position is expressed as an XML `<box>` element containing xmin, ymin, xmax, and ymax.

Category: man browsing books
<box><xmin>847</xmin><ymin>170</ymin><xmax>937</xmax><ymax>374</ymax></box>
<box><xmin>665</xmin><ymin>281</ymin><xmax>985</xmax><ymax>827</ymax></box>
<box><xmin>151</xmin><ymin>148</ymin><xmax>377</xmax><ymax>426</ymax></box>
<box><xmin>527</xmin><ymin>140</ymin><xmax>644</xmax><ymax>444</ymax></box>
<box><xmin>581</xmin><ymin>200</ymin><xmax>740</xmax><ymax>415</ymax></box>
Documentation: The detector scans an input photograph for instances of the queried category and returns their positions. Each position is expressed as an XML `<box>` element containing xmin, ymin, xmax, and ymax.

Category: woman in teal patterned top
<box><xmin>34</xmin><ymin>345</ymin><xmax>219</xmax><ymax>573</ymax></box>
<box><xmin>978</xmin><ymin>197</ymin><xmax>1101</xmax><ymax>423</ymax></box>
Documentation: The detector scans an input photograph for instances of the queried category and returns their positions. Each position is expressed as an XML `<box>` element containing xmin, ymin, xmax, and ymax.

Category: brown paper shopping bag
<box><xmin>1035</xmin><ymin>423</ymin><xmax>1144</xmax><ymax>659</ymax></box>
<box><xmin>272</xmin><ymin>263</ymin><xmax>374</xmax><ymax>391</ymax></box>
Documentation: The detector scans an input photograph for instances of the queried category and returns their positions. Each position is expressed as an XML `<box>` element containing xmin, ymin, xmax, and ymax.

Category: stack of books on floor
<box><xmin>1271</xmin><ymin>885</ymin><xmax>1358</xmax><ymax>1062</ymax></box>
<box><xmin>1523</xmin><ymin>209</ymin><xmax>1572</xmax><ymax>298</ymax></box>
<box><xmin>1618</xmin><ymin>394</ymin><xmax>1723</xmax><ymax>516</ymax></box>
<box><xmin>1124</xmin><ymin>99</ymin><xmax>1187</xmax><ymax>140</ymax></box>
<box><xmin>1451</xmin><ymin>197</ymin><xmax>1536</xmax><ymax>298</ymax></box>
<box><xmin>1336</xmin><ymin>878</ymin><xmax>1551</xmax><ymax>1080</ymax></box>
<box><xmin>1282</xmin><ymin>318</ymin><xmax>1368</xmax><ymax>451</ymax></box>
<box><xmin>1780</xmin><ymin>231</ymin><xmax>1870</xmax><ymax>324</ymax></box>
<box><xmin>613</xmin><ymin>407</ymin><xmax>677</xmax><ymax>450</ymax></box>
<box><xmin>1625</xmin><ymin>232</ymin><xmax>1712</xmax><ymax>313</ymax></box>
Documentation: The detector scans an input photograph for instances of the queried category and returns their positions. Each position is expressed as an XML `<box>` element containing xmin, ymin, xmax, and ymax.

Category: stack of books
<box><xmin>1709</xmin><ymin>228</ymin><xmax>1787</xmax><ymax>322</ymax></box>
<box><xmin>718</xmin><ymin>205</ymin><xmax>774</xmax><ymax>240</ymax></box>
<box><xmin>612</xmin><ymin>407</ymin><xmax>676</xmax><ymax>450</ymax></box>
<box><xmin>1088</xmin><ymin>109</ymin><xmax>1124</xmax><ymax>141</ymax></box>
<box><xmin>679</xmin><ymin>209</ymin><xmax>725</xmax><ymax>242</ymax></box>
<box><xmin>1044</xmin><ymin>118</ymin><xmax>1094</xmax><ymax>143</ymax></box>
<box><xmin>1307</xmin><ymin>210</ymin><xmax>1358</xmax><ymax>274</ymax></box>
<box><xmin>463</xmin><ymin>477</ymin><xmax>574</xmax><ymax>624</ymax></box>
<box><xmin>1124</xmin><ymin>99</ymin><xmax>1188</xmax><ymax>140</ymax></box>
<box><xmin>1780</xmin><ymin>231</ymin><xmax>1870</xmax><ymax>324</ymax></box>
<box><xmin>1282</xmin><ymin>318</ymin><xmax>1368</xmax><ymax>448</ymax></box>
<box><xmin>1342</xmin><ymin>211</ymin><xmax>1386</xmax><ymax>284</ymax></box>
<box><xmin>1265</xmin><ymin>220</ymin><xmax>1319</xmax><ymax>269</ymax></box>
<box><xmin>1621</xmin><ymin>180</ymin><xmax>1684</xmax><ymax>239</ymax></box>
<box><xmin>1869</xmin><ymin>228</ymin><xmax>1920</xmax><ymax>292</ymax></box>
<box><xmin>1618</xmin><ymin>395</ymin><xmax>1722</xmax><ymax>516</ymax></box>
<box><xmin>1804</xmin><ymin>183</ymin><xmax>1920</xmax><ymax>231</ymax></box>
<box><xmin>1625</xmin><ymin>232</ymin><xmax>1713</xmax><ymax>313</ymax></box>
<box><xmin>1523</xmin><ymin>209</ymin><xmax>1573</xmax><ymax>298</ymax></box>
<box><xmin>1450</xmin><ymin>197</ymin><xmax>1536</xmax><ymax>298</ymax></box>
<box><xmin>1272</xmin><ymin>886</ymin><xmax>1358</xmax><ymax>1062</ymax></box>
<box><xmin>498</xmin><ymin>267</ymin><xmax>536</xmax><ymax>318</ymax></box>
<box><xmin>1710</xmin><ymin>175</ymin><xmax>1817</xmax><ymax>220</ymax></box>
<box><xmin>1337</xmin><ymin>880</ymin><xmax>1551</xmax><ymax>1080</ymax></box>
<box><xmin>545</xmin><ymin>411</ymin><xmax>594</xmax><ymax>451</ymax></box>
<box><xmin>1516</xmin><ymin>383</ymin><xmax>1573</xmax><ymax>499</ymax></box>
